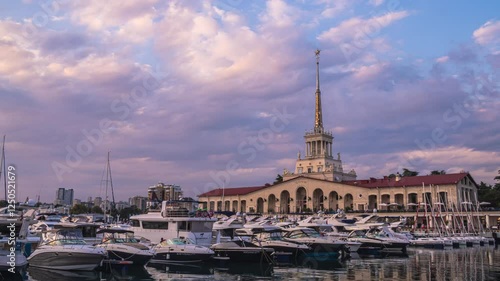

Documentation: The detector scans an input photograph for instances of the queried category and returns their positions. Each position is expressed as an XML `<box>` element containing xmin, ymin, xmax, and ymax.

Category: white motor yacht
<box><xmin>129</xmin><ymin>200</ymin><xmax>216</xmax><ymax>247</ymax></box>
<box><xmin>282</xmin><ymin>227</ymin><xmax>349</xmax><ymax>259</ymax></box>
<box><xmin>95</xmin><ymin>228</ymin><xmax>153</xmax><ymax>266</ymax></box>
<box><xmin>151</xmin><ymin>237</ymin><xmax>214</xmax><ymax>264</ymax></box>
<box><xmin>235</xmin><ymin>225</ymin><xmax>310</xmax><ymax>263</ymax></box>
<box><xmin>27</xmin><ymin>226</ymin><xmax>105</xmax><ymax>270</ymax></box>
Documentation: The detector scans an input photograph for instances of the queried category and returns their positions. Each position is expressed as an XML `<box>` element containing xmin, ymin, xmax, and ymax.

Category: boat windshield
<box><xmin>164</xmin><ymin>237</ymin><xmax>195</xmax><ymax>246</ymax></box>
<box><xmin>44</xmin><ymin>229</ymin><xmax>86</xmax><ymax>245</ymax></box>
<box><xmin>102</xmin><ymin>232</ymin><xmax>138</xmax><ymax>243</ymax></box>
<box><xmin>288</xmin><ymin>228</ymin><xmax>321</xmax><ymax>238</ymax></box>
<box><xmin>257</xmin><ymin>231</ymin><xmax>283</xmax><ymax>241</ymax></box>
<box><xmin>302</xmin><ymin>228</ymin><xmax>321</xmax><ymax>238</ymax></box>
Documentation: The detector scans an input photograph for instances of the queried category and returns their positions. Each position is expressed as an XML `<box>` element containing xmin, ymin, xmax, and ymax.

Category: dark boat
<box><xmin>211</xmin><ymin>239</ymin><xmax>274</xmax><ymax>263</ymax></box>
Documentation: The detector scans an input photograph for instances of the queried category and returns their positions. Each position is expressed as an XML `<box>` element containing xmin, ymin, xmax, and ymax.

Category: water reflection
<box><xmin>18</xmin><ymin>246</ymin><xmax>500</xmax><ymax>281</ymax></box>
<box><xmin>27</xmin><ymin>267</ymin><xmax>99</xmax><ymax>281</ymax></box>
<box><xmin>147</xmin><ymin>262</ymin><xmax>214</xmax><ymax>276</ymax></box>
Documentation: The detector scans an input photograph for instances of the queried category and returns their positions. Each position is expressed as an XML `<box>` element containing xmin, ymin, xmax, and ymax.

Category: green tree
<box><xmin>119</xmin><ymin>206</ymin><xmax>142</xmax><ymax>220</ymax></box>
<box><xmin>402</xmin><ymin>168</ymin><xmax>419</xmax><ymax>177</ymax></box>
<box><xmin>91</xmin><ymin>206</ymin><xmax>104</xmax><ymax>214</ymax></box>
<box><xmin>495</xmin><ymin>170</ymin><xmax>500</xmax><ymax>190</ymax></box>
<box><xmin>478</xmin><ymin>181</ymin><xmax>500</xmax><ymax>208</ymax></box>
<box><xmin>273</xmin><ymin>174</ymin><xmax>283</xmax><ymax>184</ymax></box>
<box><xmin>70</xmin><ymin>204</ymin><xmax>89</xmax><ymax>214</ymax></box>
<box><xmin>430</xmin><ymin>170</ymin><xmax>446</xmax><ymax>175</ymax></box>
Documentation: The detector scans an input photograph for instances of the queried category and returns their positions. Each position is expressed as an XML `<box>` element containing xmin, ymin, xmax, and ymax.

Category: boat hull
<box><xmin>105</xmin><ymin>250</ymin><xmax>153</xmax><ymax>266</ymax></box>
<box><xmin>212</xmin><ymin>248</ymin><xmax>273</xmax><ymax>263</ymax></box>
<box><xmin>28</xmin><ymin>251</ymin><xmax>104</xmax><ymax>270</ymax></box>
<box><xmin>150</xmin><ymin>251</ymin><xmax>214</xmax><ymax>263</ymax></box>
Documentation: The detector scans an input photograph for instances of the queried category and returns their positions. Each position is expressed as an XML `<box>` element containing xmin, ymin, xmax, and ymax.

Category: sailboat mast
<box><xmin>107</xmin><ymin>151</ymin><xmax>116</xmax><ymax>214</ymax></box>
<box><xmin>1</xmin><ymin>135</ymin><xmax>6</xmax><ymax>201</ymax></box>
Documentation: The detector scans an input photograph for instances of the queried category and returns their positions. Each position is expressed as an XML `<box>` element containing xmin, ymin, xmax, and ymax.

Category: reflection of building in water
<box><xmin>338</xmin><ymin>247</ymin><xmax>494</xmax><ymax>281</ymax></box>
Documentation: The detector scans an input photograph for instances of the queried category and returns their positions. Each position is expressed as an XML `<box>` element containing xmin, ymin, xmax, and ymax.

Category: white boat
<box><xmin>365</xmin><ymin>226</ymin><xmax>409</xmax><ymax>253</ymax></box>
<box><xmin>211</xmin><ymin>238</ymin><xmax>275</xmax><ymax>263</ymax></box>
<box><xmin>129</xmin><ymin>200</ymin><xmax>217</xmax><ymax>247</ymax></box>
<box><xmin>212</xmin><ymin>215</ymin><xmax>245</xmax><ymax>242</ymax></box>
<box><xmin>409</xmin><ymin>236</ymin><xmax>453</xmax><ymax>248</ymax></box>
<box><xmin>347</xmin><ymin>229</ymin><xmax>393</xmax><ymax>254</ymax></box>
<box><xmin>150</xmin><ymin>237</ymin><xmax>214</xmax><ymax>264</ymax></box>
<box><xmin>95</xmin><ymin>228</ymin><xmax>153</xmax><ymax>266</ymax></box>
<box><xmin>27</xmin><ymin>226</ymin><xmax>106</xmax><ymax>270</ymax></box>
<box><xmin>296</xmin><ymin>216</ymin><xmax>361</xmax><ymax>253</ymax></box>
<box><xmin>0</xmin><ymin>240</ymin><xmax>28</xmax><ymax>273</ymax></box>
<box><xmin>282</xmin><ymin>227</ymin><xmax>348</xmax><ymax>259</ymax></box>
<box><xmin>235</xmin><ymin>225</ymin><xmax>310</xmax><ymax>262</ymax></box>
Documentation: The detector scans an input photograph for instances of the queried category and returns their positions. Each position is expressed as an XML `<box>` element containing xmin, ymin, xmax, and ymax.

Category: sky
<box><xmin>0</xmin><ymin>0</ymin><xmax>498</xmax><ymax>203</ymax></box>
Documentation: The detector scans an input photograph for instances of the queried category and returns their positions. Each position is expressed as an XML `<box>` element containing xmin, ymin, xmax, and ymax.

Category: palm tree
<box><xmin>273</xmin><ymin>174</ymin><xmax>283</xmax><ymax>184</ymax></box>
<box><xmin>402</xmin><ymin>168</ymin><xmax>419</xmax><ymax>177</ymax></box>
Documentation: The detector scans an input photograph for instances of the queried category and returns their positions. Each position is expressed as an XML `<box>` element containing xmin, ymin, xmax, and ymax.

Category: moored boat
<box><xmin>95</xmin><ymin>228</ymin><xmax>153</xmax><ymax>266</ymax></box>
<box><xmin>150</xmin><ymin>237</ymin><xmax>214</xmax><ymax>264</ymax></box>
<box><xmin>27</xmin><ymin>226</ymin><xmax>105</xmax><ymax>270</ymax></box>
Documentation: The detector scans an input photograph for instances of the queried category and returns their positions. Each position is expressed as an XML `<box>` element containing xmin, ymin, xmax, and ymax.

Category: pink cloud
<box><xmin>473</xmin><ymin>20</ymin><xmax>500</xmax><ymax>46</ymax></box>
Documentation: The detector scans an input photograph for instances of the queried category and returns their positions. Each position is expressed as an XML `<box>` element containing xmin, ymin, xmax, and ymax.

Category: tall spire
<box><xmin>314</xmin><ymin>49</ymin><xmax>323</xmax><ymax>131</ymax></box>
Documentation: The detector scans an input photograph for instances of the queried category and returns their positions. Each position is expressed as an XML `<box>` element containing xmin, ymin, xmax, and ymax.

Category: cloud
<box><xmin>318</xmin><ymin>11</ymin><xmax>409</xmax><ymax>44</ymax></box>
<box><xmin>473</xmin><ymin>20</ymin><xmax>500</xmax><ymax>46</ymax></box>
<box><xmin>152</xmin><ymin>1</ymin><xmax>309</xmax><ymax>98</ymax></box>
<box><xmin>319</xmin><ymin>0</ymin><xmax>354</xmax><ymax>18</ymax></box>
<box><xmin>68</xmin><ymin>0</ymin><xmax>159</xmax><ymax>43</ymax></box>
<box><xmin>369</xmin><ymin>0</ymin><xmax>385</xmax><ymax>7</ymax></box>
<box><xmin>436</xmin><ymin>56</ymin><xmax>449</xmax><ymax>63</ymax></box>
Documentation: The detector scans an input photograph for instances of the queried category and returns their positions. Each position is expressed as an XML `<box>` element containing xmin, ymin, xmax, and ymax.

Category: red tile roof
<box><xmin>198</xmin><ymin>185</ymin><xmax>268</xmax><ymax>197</ymax></box>
<box><xmin>343</xmin><ymin>173</ymin><xmax>471</xmax><ymax>188</ymax></box>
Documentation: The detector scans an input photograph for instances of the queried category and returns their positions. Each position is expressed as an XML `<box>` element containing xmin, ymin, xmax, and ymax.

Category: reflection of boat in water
<box><xmin>27</xmin><ymin>266</ymin><xmax>99</xmax><ymax>281</ymax></box>
<box><xmin>297</xmin><ymin>259</ymin><xmax>345</xmax><ymax>271</ymax></box>
<box><xmin>100</xmin><ymin>264</ymin><xmax>152</xmax><ymax>280</ymax></box>
<box><xmin>147</xmin><ymin>262</ymin><xmax>214</xmax><ymax>276</ymax></box>
<box><xmin>214</xmin><ymin>262</ymin><xmax>274</xmax><ymax>278</ymax></box>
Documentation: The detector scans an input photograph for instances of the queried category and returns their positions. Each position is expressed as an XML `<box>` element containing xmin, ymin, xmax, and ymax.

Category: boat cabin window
<box><xmin>142</xmin><ymin>221</ymin><xmax>169</xmax><ymax>229</ymax></box>
<box><xmin>130</xmin><ymin>219</ymin><xmax>140</xmax><ymax>227</ymax></box>
<box><xmin>178</xmin><ymin>221</ymin><xmax>191</xmax><ymax>231</ymax></box>
<box><xmin>190</xmin><ymin>222</ymin><xmax>213</xmax><ymax>232</ymax></box>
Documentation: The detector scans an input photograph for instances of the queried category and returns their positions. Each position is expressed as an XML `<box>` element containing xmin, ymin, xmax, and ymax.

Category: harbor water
<box><xmin>6</xmin><ymin>245</ymin><xmax>500</xmax><ymax>281</ymax></box>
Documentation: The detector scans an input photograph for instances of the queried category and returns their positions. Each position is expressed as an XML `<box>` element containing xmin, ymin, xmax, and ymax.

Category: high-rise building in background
<box><xmin>54</xmin><ymin>188</ymin><xmax>74</xmax><ymax>206</ymax></box>
<box><xmin>94</xmin><ymin>197</ymin><xmax>102</xmax><ymax>208</ymax></box>
<box><xmin>129</xmin><ymin>196</ymin><xmax>148</xmax><ymax>212</ymax></box>
<box><xmin>147</xmin><ymin>183</ymin><xmax>182</xmax><ymax>208</ymax></box>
